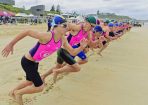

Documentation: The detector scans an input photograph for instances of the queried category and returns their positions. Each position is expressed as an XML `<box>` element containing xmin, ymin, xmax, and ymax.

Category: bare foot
<box><xmin>97</xmin><ymin>52</ymin><xmax>102</xmax><ymax>57</ymax></box>
<box><xmin>89</xmin><ymin>52</ymin><xmax>94</xmax><ymax>57</ymax></box>
<box><xmin>15</xmin><ymin>92</ymin><xmax>23</xmax><ymax>105</ymax></box>
<box><xmin>9</xmin><ymin>90</ymin><xmax>16</xmax><ymax>101</ymax></box>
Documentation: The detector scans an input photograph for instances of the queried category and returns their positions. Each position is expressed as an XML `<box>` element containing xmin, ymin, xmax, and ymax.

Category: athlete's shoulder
<box><xmin>39</xmin><ymin>31</ymin><xmax>52</xmax><ymax>44</ymax></box>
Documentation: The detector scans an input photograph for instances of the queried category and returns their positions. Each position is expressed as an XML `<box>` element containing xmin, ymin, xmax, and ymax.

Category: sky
<box><xmin>15</xmin><ymin>0</ymin><xmax>148</xmax><ymax>20</ymax></box>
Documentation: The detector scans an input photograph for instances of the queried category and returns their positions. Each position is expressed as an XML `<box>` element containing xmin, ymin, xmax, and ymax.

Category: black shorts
<box><xmin>57</xmin><ymin>48</ymin><xmax>76</xmax><ymax>65</ymax></box>
<box><xmin>102</xmin><ymin>41</ymin><xmax>107</xmax><ymax>45</ymax></box>
<box><xmin>109</xmin><ymin>32</ymin><xmax>115</xmax><ymax>37</ymax></box>
<box><xmin>21</xmin><ymin>56</ymin><xmax>43</xmax><ymax>87</ymax></box>
<box><xmin>116</xmin><ymin>30</ymin><xmax>123</xmax><ymax>35</ymax></box>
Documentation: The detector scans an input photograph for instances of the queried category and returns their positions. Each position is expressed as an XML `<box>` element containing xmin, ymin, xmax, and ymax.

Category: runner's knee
<box><xmin>73</xmin><ymin>64</ymin><xmax>81</xmax><ymax>72</ymax></box>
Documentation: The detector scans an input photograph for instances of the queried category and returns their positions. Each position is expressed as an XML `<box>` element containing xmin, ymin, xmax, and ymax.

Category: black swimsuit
<box><xmin>109</xmin><ymin>32</ymin><xmax>115</xmax><ymax>37</ymax></box>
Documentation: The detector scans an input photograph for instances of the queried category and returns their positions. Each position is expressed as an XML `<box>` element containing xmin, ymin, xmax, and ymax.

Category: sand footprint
<box><xmin>0</xmin><ymin>95</ymin><xmax>18</xmax><ymax>105</ymax></box>
<box><xmin>24</xmin><ymin>99</ymin><xmax>32</xmax><ymax>105</ymax></box>
<box><xmin>43</xmin><ymin>72</ymin><xmax>69</xmax><ymax>94</ymax></box>
<box><xmin>23</xmin><ymin>72</ymin><xmax>70</xmax><ymax>105</ymax></box>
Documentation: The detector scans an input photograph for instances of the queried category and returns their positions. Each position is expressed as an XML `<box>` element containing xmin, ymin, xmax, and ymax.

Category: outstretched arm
<box><xmin>2</xmin><ymin>30</ymin><xmax>51</xmax><ymax>57</ymax></box>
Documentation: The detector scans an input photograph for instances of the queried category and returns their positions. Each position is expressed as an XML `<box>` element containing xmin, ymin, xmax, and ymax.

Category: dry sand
<box><xmin>0</xmin><ymin>24</ymin><xmax>148</xmax><ymax>105</ymax></box>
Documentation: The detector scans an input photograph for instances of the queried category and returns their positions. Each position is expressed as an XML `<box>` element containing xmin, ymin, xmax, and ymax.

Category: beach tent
<box><xmin>69</xmin><ymin>17</ymin><xmax>76</xmax><ymax>19</ymax></box>
<box><xmin>15</xmin><ymin>13</ymin><xmax>28</xmax><ymax>17</ymax></box>
<box><xmin>47</xmin><ymin>13</ymin><xmax>55</xmax><ymax>16</ymax></box>
<box><xmin>76</xmin><ymin>16</ymin><xmax>84</xmax><ymax>22</ymax></box>
<box><xmin>26</xmin><ymin>14</ymin><xmax>34</xmax><ymax>17</ymax></box>
<box><xmin>28</xmin><ymin>14</ymin><xmax>34</xmax><ymax>17</ymax></box>
<box><xmin>0</xmin><ymin>11</ymin><xmax>15</xmax><ymax>16</ymax></box>
<box><xmin>8</xmin><ymin>11</ymin><xmax>15</xmax><ymax>16</ymax></box>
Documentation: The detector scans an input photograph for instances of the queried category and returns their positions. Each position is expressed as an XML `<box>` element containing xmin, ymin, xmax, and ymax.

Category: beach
<box><xmin>0</xmin><ymin>24</ymin><xmax>148</xmax><ymax>105</ymax></box>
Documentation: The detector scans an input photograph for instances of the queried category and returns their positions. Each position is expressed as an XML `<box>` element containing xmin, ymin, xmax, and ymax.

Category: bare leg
<box><xmin>14</xmin><ymin>84</ymin><xmax>44</xmax><ymax>105</ymax></box>
<box><xmin>9</xmin><ymin>80</ymin><xmax>32</xmax><ymax>100</ymax></box>
<box><xmin>53</xmin><ymin>63</ymin><xmax>80</xmax><ymax>83</ymax></box>
<box><xmin>15</xmin><ymin>94</ymin><xmax>23</xmax><ymax>105</ymax></box>
<box><xmin>41</xmin><ymin>63</ymin><xmax>62</xmax><ymax>81</ymax></box>
<box><xmin>98</xmin><ymin>43</ymin><xmax>108</xmax><ymax>56</ymax></box>
<box><xmin>83</xmin><ymin>47</ymin><xmax>89</xmax><ymax>53</ymax></box>
<box><xmin>77</xmin><ymin>59</ymin><xmax>88</xmax><ymax>65</ymax></box>
<box><xmin>97</xmin><ymin>52</ymin><xmax>103</xmax><ymax>56</ymax></box>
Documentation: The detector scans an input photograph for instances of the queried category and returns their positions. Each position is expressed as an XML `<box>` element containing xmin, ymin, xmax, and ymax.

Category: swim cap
<box><xmin>51</xmin><ymin>15</ymin><xmax>66</xmax><ymax>27</ymax></box>
<box><xmin>96</xmin><ymin>19</ymin><xmax>100</xmax><ymax>25</ymax></box>
<box><xmin>119</xmin><ymin>22</ymin><xmax>123</xmax><ymax>26</ymax></box>
<box><xmin>108</xmin><ymin>23</ymin><xmax>114</xmax><ymax>27</ymax></box>
<box><xmin>94</xmin><ymin>25</ymin><xmax>103</xmax><ymax>33</ymax></box>
<box><xmin>115</xmin><ymin>23</ymin><xmax>119</xmax><ymax>27</ymax></box>
<box><xmin>104</xmin><ymin>20</ymin><xmax>110</xmax><ymax>24</ymax></box>
<box><xmin>85</xmin><ymin>16</ymin><xmax>96</xmax><ymax>25</ymax></box>
<box><xmin>111</xmin><ymin>19</ymin><xmax>115</xmax><ymax>22</ymax></box>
